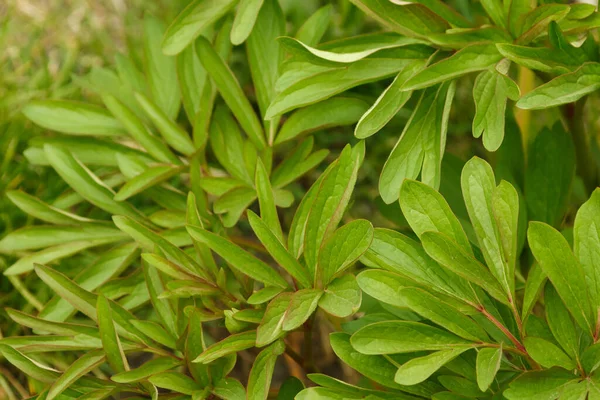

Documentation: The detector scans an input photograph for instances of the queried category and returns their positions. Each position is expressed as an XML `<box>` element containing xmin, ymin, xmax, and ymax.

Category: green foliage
<box><xmin>2</xmin><ymin>0</ymin><xmax>600</xmax><ymax>399</ymax></box>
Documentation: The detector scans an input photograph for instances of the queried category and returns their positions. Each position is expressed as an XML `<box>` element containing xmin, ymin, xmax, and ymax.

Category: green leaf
<box><xmin>287</xmin><ymin>166</ymin><xmax>328</xmax><ymax>258</ymax></box>
<box><xmin>148</xmin><ymin>371</ymin><xmax>202</xmax><ymax>395</ymax></box>
<box><xmin>318</xmin><ymin>220</ymin><xmax>373</xmax><ymax>286</ymax></box>
<box><xmin>279</xmin><ymin>36</ymin><xmax>423</xmax><ymax>65</ymax></box>
<box><xmin>6</xmin><ymin>309</ymin><xmax>98</xmax><ymax>337</ymax></box>
<box><xmin>411</xmin><ymin>0</ymin><xmax>472</xmax><ymax>28</ymax></box>
<box><xmin>582</xmin><ymin>344</ymin><xmax>600</xmax><ymax>375</ymax></box>
<box><xmin>545</xmin><ymin>285</ymin><xmax>579</xmax><ymax>358</ymax></box>
<box><xmin>277</xmin><ymin>376</ymin><xmax>305</xmax><ymax>400</ymax></box>
<box><xmin>503</xmin><ymin>369</ymin><xmax>576</xmax><ymax>400</ymax></box>
<box><xmin>42</xmin><ymin>144</ymin><xmax>148</xmax><ymax>223</ymax></box>
<box><xmin>295</xmin><ymin>5</ymin><xmax>332</xmax><ymax>46</ymax></box>
<box><xmin>34</xmin><ymin>265</ymin><xmax>149</xmax><ymax>343</ymax></box>
<box><xmin>134</xmin><ymin>91</ymin><xmax>194</xmax><ymax>155</ymax></box>
<box><xmin>194</xmin><ymin>330</ymin><xmax>256</xmax><ymax>364</ymax></box>
<box><xmin>363</xmin><ymin>228</ymin><xmax>476</xmax><ymax>304</ymax></box>
<box><xmin>247</xmin><ymin>0</ymin><xmax>285</xmax><ymax>141</ymax></box>
<box><xmin>403</xmin><ymin>45</ymin><xmax>502</xmax><ymax>91</ymax></box>
<box><xmin>112</xmin><ymin>357</ymin><xmax>181</xmax><ymax>383</ymax></box>
<box><xmin>114</xmin><ymin>216</ymin><xmax>208</xmax><ymax>280</ymax></box>
<box><xmin>574</xmin><ymin>189</ymin><xmax>600</xmax><ymax>314</ymax></box>
<box><xmin>47</xmin><ymin>351</ymin><xmax>106</xmax><ymax>400</ymax></box>
<box><xmin>177</xmin><ymin>37</ymin><xmax>208</xmax><ymax>121</ymax></box>
<box><xmin>496</xmin><ymin>43</ymin><xmax>582</xmax><ymax>75</ymax></box>
<box><xmin>319</xmin><ymin>274</ymin><xmax>362</xmax><ymax>318</ymax></box>
<box><xmin>6</xmin><ymin>190</ymin><xmax>95</xmax><ymax>225</ymax></box>
<box><xmin>480</xmin><ymin>0</ymin><xmax>505</xmax><ymax>28</ymax></box>
<box><xmin>256</xmin><ymin>293</ymin><xmax>291</xmax><ymax>347</ymax></box>
<box><xmin>144</xmin><ymin>16</ymin><xmax>180</xmax><ymax>119</ymax></box>
<box><xmin>22</xmin><ymin>100</ymin><xmax>124</xmax><ymax>136</ymax></box>
<box><xmin>356</xmin><ymin>270</ymin><xmax>410</xmax><ymax>309</ymax></box>
<box><xmin>271</xmin><ymin>139</ymin><xmax>329</xmax><ymax>188</ymax></box>
<box><xmin>528</xmin><ymin>221</ymin><xmax>594</xmax><ymax>335</ymax></box>
<box><xmin>102</xmin><ymin>94</ymin><xmax>180</xmax><ymax>165</ymax></box>
<box><xmin>398</xmin><ymin>287</ymin><xmax>488</xmax><ymax>342</ymax></box>
<box><xmin>461</xmin><ymin>157</ymin><xmax>513</xmax><ymax>298</ymax></box>
<box><xmin>517</xmin><ymin>63</ymin><xmax>600</xmax><ymax>110</ymax></box>
<box><xmin>40</xmin><ymin>243</ymin><xmax>139</xmax><ymax>323</ymax></box>
<box><xmin>395</xmin><ymin>347</ymin><xmax>470</xmax><ymax>386</ymax></box>
<box><xmin>143</xmin><ymin>263</ymin><xmax>177</xmax><ymax>338</ymax></box>
<box><xmin>0</xmin><ymin>224</ymin><xmax>125</xmax><ymax>255</ymax></box>
<box><xmin>185</xmin><ymin>308</ymin><xmax>210</xmax><ymax>385</ymax></box>
<box><xmin>304</xmin><ymin>146</ymin><xmax>359</xmax><ymax>279</ymax></box>
<box><xmin>421</xmin><ymin>231</ymin><xmax>508</xmax><ymax>305</ymax></box>
<box><xmin>282</xmin><ymin>289</ymin><xmax>323</xmax><ymax>331</ymax></box>
<box><xmin>429</xmin><ymin>27</ymin><xmax>510</xmax><ymax>49</ymax></box>
<box><xmin>525</xmin><ymin>125</ymin><xmax>575</xmax><ymax>227</ymax></box>
<box><xmin>114</xmin><ymin>164</ymin><xmax>183</xmax><ymax>201</ymax></box>
<box><xmin>472</xmin><ymin>67</ymin><xmax>520</xmax><ymax>151</ymax></box>
<box><xmin>3</xmin><ymin>240</ymin><xmax>123</xmax><ymax>277</ymax></box>
<box><xmin>266</xmin><ymin>56</ymin><xmax>421</xmax><ymax>118</ymax></box>
<box><xmin>561</xmin><ymin>381</ymin><xmax>590</xmax><ymax>400</ymax></box>
<box><xmin>212</xmin><ymin>378</ymin><xmax>246</xmax><ymax>400</ymax></box>
<box><xmin>131</xmin><ymin>317</ymin><xmax>177</xmax><ymax>349</ymax></box>
<box><xmin>351</xmin><ymin>321</ymin><xmax>474</xmax><ymax>355</ymax></box>
<box><xmin>349</xmin><ymin>0</ymin><xmax>449</xmax><ymax>38</ymax></box>
<box><xmin>276</xmin><ymin>96</ymin><xmax>369</xmax><ymax>144</ymax></box>
<box><xmin>399</xmin><ymin>179</ymin><xmax>471</xmax><ymax>252</ymax></box>
<box><xmin>492</xmin><ymin>180</ymin><xmax>520</xmax><ymax>289</ymax></box>
<box><xmin>247</xmin><ymin>211</ymin><xmax>311</xmax><ymax>289</ymax></box>
<box><xmin>186</xmin><ymin>225</ymin><xmax>288</xmax><ymax>288</ymax></box>
<box><xmin>506</xmin><ymin>0</ymin><xmax>533</xmax><ymax>37</ymax></box>
<box><xmin>524</xmin><ymin>337</ymin><xmax>575</xmax><ymax>370</ymax></box>
<box><xmin>209</xmin><ymin>105</ymin><xmax>253</xmax><ymax>185</ymax></box>
<box><xmin>142</xmin><ymin>253</ymin><xmax>196</xmax><ymax>281</ymax></box>
<box><xmin>522</xmin><ymin>263</ymin><xmax>547</xmax><ymax>320</ymax></box>
<box><xmin>255</xmin><ymin>159</ymin><xmax>283</xmax><ymax>241</ymax></box>
<box><xmin>329</xmin><ymin>332</ymin><xmax>402</xmax><ymax>390</ymax></box>
<box><xmin>231</xmin><ymin>0</ymin><xmax>264</xmax><ymax>45</ymax></box>
<box><xmin>354</xmin><ymin>59</ymin><xmax>425</xmax><ymax>139</ymax></box>
<box><xmin>97</xmin><ymin>295</ymin><xmax>128</xmax><ymax>373</ymax></box>
<box><xmin>162</xmin><ymin>0</ymin><xmax>237</xmax><ymax>55</ymax></box>
<box><xmin>247</xmin><ymin>340</ymin><xmax>285</xmax><ymax>400</ymax></box>
<box><xmin>516</xmin><ymin>4</ymin><xmax>570</xmax><ymax>45</ymax></box>
<box><xmin>476</xmin><ymin>347</ymin><xmax>502</xmax><ymax>392</ymax></box>
<box><xmin>196</xmin><ymin>36</ymin><xmax>265</xmax><ymax>149</ymax></box>
<box><xmin>379</xmin><ymin>81</ymin><xmax>455</xmax><ymax>202</ymax></box>
<box><xmin>0</xmin><ymin>344</ymin><xmax>58</xmax><ymax>383</ymax></box>
<box><xmin>248</xmin><ymin>286</ymin><xmax>285</xmax><ymax>305</ymax></box>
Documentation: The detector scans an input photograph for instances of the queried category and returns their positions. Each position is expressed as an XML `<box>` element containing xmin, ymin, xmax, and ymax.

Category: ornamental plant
<box><xmin>1</xmin><ymin>0</ymin><xmax>600</xmax><ymax>399</ymax></box>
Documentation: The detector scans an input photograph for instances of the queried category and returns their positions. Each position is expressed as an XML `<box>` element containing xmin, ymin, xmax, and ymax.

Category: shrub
<box><xmin>1</xmin><ymin>0</ymin><xmax>600</xmax><ymax>399</ymax></box>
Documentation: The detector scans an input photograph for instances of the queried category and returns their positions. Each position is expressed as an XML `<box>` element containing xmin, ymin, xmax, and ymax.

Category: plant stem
<box><xmin>479</xmin><ymin>306</ymin><xmax>526</xmax><ymax>353</ymax></box>
<box><xmin>516</xmin><ymin>66</ymin><xmax>535</xmax><ymax>155</ymax></box>
<box><xmin>303</xmin><ymin>315</ymin><xmax>316</xmax><ymax>373</ymax></box>
<box><xmin>284</xmin><ymin>346</ymin><xmax>304</xmax><ymax>367</ymax></box>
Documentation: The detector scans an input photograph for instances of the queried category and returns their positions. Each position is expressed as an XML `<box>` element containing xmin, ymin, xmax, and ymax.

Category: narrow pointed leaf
<box><xmin>186</xmin><ymin>225</ymin><xmax>288</xmax><ymax>288</ymax></box>
<box><xmin>528</xmin><ymin>221</ymin><xmax>594</xmax><ymax>335</ymax></box>
<box><xmin>476</xmin><ymin>347</ymin><xmax>502</xmax><ymax>392</ymax></box>
<box><xmin>196</xmin><ymin>36</ymin><xmax>265</xmax><ymax>149</ymax></box>
<box><xmin>247</xmin><ymin>211</ymin><xmax>311</xmax><ymax>289</ymax></box>
<box><xmin>22</xmin><ymin>100</ymin><xmax>124</xmax><ymax>136</ymax></box>
<box><xmin>318</xmin><ymin>219</ymin><xmax>373</xmax><ymax>286</ymax></box>
<box><xmin>395</xmin><ymin>347</ymin><xmax>470</xmax><ymax>386</ymax></box>
<box><xmin>97</xmin><ymin>295</ymin><xmax>128</xmax><ymax>373</ymax></box>
<box><xmin>162</xmin><ymin>0</ymin><xmax>237</xmax><ymax>55</ymax></box>
<box><xmin>247</xmin><ymin>340</ymin><xmax>285</xmax><ymax>400</ymax></box>
<box><xmin>351</xmin><ymin>321</ymin><xmax>474</xmax><ymax>355</ymax></box>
